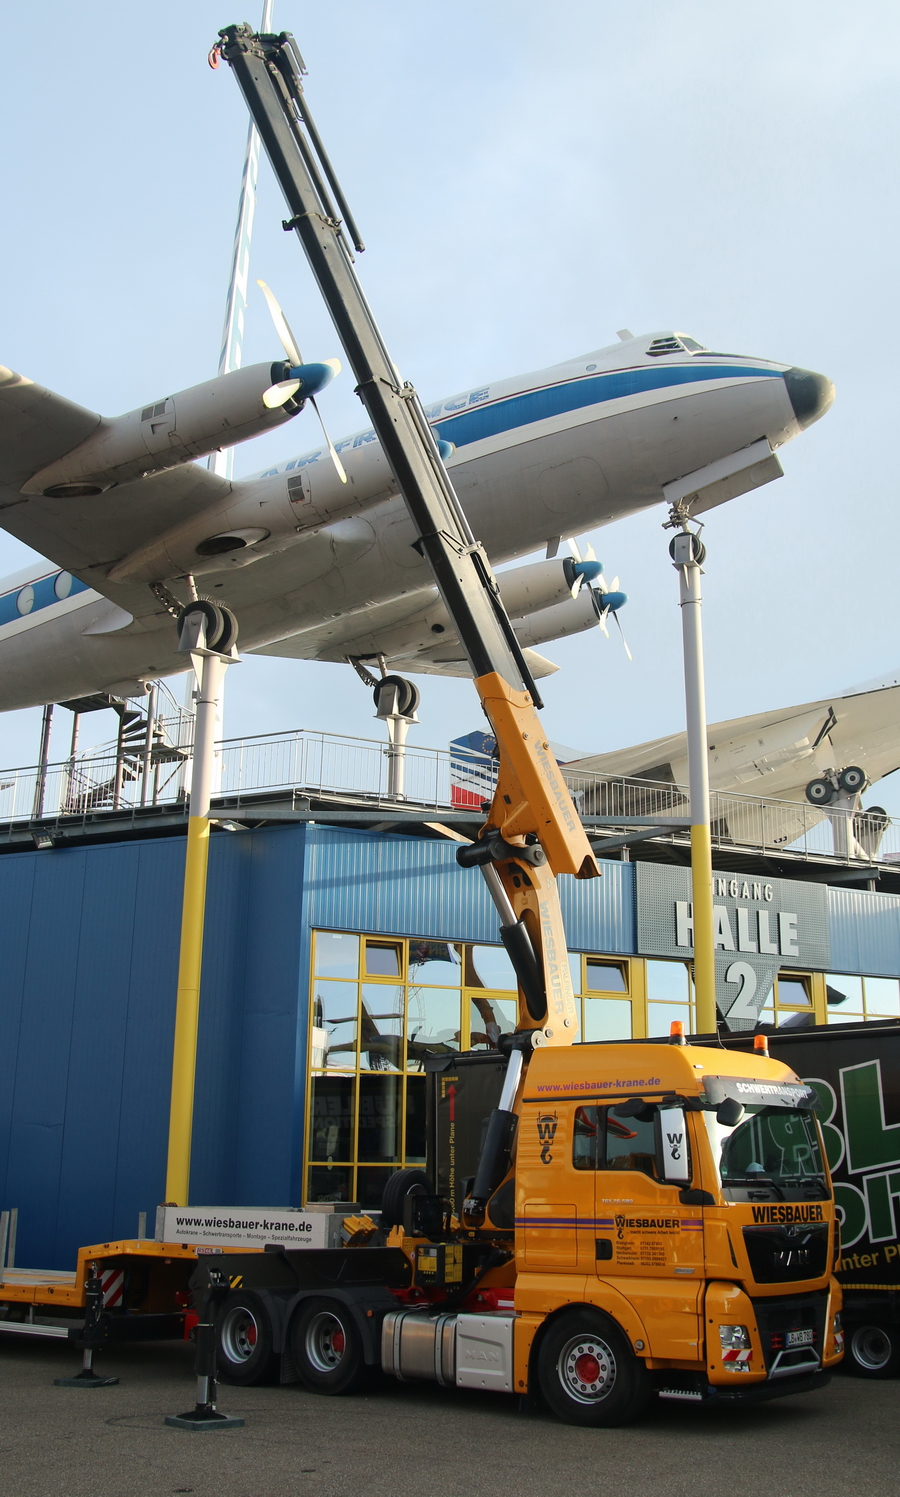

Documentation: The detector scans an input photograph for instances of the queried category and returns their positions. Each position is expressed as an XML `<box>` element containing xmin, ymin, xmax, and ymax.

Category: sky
<box><xmin>2</xmin><ymin>1</ymin><xmax>899</xmax><ymax>812</ymax></box>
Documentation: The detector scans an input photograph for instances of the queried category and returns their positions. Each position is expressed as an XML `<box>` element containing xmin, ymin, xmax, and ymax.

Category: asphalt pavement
<box><xmin>0</xmin><ymin>1334</ymin><xmax>896</xmax><ymax>1497</ymax></box>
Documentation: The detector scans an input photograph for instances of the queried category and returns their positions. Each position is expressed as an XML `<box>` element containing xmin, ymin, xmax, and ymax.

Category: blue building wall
<box><xmin>0</xmin><ymin>819</ymin><xmax>895</xmax><ymax>1269</ymax></box>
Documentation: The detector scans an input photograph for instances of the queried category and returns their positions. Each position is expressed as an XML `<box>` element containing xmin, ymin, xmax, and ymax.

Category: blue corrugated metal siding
<box><xmin>303</xmin><ymin>829</ymin><xmax>636</xmax><ymax>953</ymax></box>
<box><xmin>0</xmin><ymin>826</ymin><xmax>310</xmax><ymax>1269</ymax></box>
<box><xmin>828</xmin><ymin>886</ymin><xmax>900</xmax><ymax>976</ymax></box>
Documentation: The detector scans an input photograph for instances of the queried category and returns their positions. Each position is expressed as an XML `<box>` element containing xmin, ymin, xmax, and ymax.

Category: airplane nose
<box><xmin>783</xmin><ymin>366</ymin><xmax>835</xmax><ymax>429</ymax></box>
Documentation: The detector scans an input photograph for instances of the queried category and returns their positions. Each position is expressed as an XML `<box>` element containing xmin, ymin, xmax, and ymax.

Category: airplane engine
<box><xmin>21</xmin><ymin>362</ymin><xmax>321</xmax><ymax>497</ymax></box>
<box><xmin>496</xmin><ymin>556</ymin><xmax>601</xmax><ymax>617</ymax></box>
<box><xmin>512</xmin><ymin>586</ymin><xmax>608</xmax><ymax>649</ymax></box>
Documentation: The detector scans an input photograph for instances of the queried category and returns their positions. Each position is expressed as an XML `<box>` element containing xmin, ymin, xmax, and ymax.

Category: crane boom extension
<box><xmin>218</xmin><ymin>26</ymin><xmax>599</xmax><ymax>1060</ymax></box>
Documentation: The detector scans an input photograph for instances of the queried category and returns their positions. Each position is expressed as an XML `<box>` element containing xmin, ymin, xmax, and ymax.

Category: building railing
<box><xmin>1</xmin><ymin>722</ymin><xmax>897</xmax><ymax>868</ymax></box>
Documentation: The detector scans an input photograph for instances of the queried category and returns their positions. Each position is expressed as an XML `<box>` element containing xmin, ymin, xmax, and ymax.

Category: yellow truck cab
<box><xmin>505</xmin><ymin>1035</ymin><xmax>844</xmax><ymax>1422</ymax></box>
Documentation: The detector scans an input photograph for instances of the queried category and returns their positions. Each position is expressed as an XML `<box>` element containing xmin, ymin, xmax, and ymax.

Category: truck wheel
<box><xmin>380</xmin><ymin>1168</ymin><xmax>434</xmax><ymax>1230</ymax></box>
<box><xmin>291</xmin><ymin>1297</ymin><xmax>368</xmax><ymax>1395</ymax></box>
<box><xmin>537</xmin><ymin>1309</ymin><xmax>651</xmax><ymax>1427</ymax></box>
<box><xmin>216</xmin><ymin>1292</ymin><xmax>279</xmax><ymax>1385</ymax></box>
<box><xmin>847</xmin><ymin>1322</ymin><xmax>900</xmax><ymax>1377</ymax></box>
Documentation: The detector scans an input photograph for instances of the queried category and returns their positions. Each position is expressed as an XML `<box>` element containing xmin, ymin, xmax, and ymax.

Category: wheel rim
<box><xmin>851</xmin><ymin>1325</ymin><xmax>892</xmax><ymax>1371</ymax></box>
<box><xmin>305</xmin><ymin>1311</ymin><xmax>347</xmax><ymax>1373</ymax></box>
<box><xmin>558</xmin><ymin>1333</ymin><xmax>616</xmax><ymax>1404</ymax></box>
<box><xmin>220</xmin><ymin>1306</ymin><xmax>259</xmax><ymax>1364</ymax></box>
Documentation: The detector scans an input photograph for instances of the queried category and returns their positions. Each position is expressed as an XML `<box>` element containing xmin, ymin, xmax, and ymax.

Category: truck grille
<box><xmin>752</xmin><ymin>1290</ymin><xmax>828</xmax><ymax>1376</ymax></box>
<box><xmin>742</xmin><ymin>1222</ymin><xmax>829</xmax><ymax>1284</ymax></box>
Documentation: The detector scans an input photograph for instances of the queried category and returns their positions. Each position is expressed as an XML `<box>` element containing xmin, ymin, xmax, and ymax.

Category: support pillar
<box><xmin>669</xmin><ymin>525</ymin><xmax>716</xmax><ymax>1036</ymax></box>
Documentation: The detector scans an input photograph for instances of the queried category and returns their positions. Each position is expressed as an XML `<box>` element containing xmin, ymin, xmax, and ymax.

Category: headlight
<box><xmin>719</xmin><ymin>1325</ymin><xmax>751</xmax><ymax>1350</ymax></box>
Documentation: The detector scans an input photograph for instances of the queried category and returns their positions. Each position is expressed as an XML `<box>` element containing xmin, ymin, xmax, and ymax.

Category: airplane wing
<box><xmin>250</xmin><ymin>607</ymin><xmax>561</xmax><ymax>680</ymax></box>
<box><xmin>0</xmin><ymin>367</ymin><xmax>241</xmax><ymax>622</ymax></box>
<box><xmin>0</xmin><ymin>366</ymin><xmax>101</xmax><ymax>487</ymax></box>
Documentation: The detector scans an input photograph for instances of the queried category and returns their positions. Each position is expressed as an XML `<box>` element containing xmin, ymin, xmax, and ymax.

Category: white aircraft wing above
<box><xmin>565</xmin><ymin>680</ymin><xmax>900</xmax><ymax>806</ymax></box>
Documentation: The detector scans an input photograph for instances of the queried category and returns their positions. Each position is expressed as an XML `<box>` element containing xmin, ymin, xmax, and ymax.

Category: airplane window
<box><xmin>678</xmin><ymin>336</ymin><xmax>709</xmax><ymax>352</ymax></box>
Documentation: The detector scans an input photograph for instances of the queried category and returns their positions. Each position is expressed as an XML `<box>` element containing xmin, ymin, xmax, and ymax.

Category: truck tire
<box><xmin>291</xmin><ymin>1297</ymin><xmax>368</xmax><ymax>1395</ymax></box>
<box><xmin>216</xmin><ymin>1291</ymin><xmax>279</xmax><ymax>1385</ymax></box>
<box><xmin>380</xmin><ymin>1168</ymin><xmax>434</xmax><ymax>1230</ymax></box>
<box><xmin>536</xmin><ymin>1308</ymin><xmax>652</xmax><ymax>1427</ymax></box>
<box><xmin>846</xmin><ymin>1322</ymin><xmax>900</xmax><ymax>1378</ymax></box>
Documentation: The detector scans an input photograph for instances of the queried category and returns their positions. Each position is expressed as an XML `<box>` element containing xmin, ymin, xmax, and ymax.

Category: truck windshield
<box><xmin>703</xmin><ymin>1106</ymin><xmax>826</xmax><ymax>1198</ymax></box>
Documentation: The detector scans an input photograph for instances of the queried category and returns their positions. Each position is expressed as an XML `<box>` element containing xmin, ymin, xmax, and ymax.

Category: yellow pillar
<box><xmin>165</xmin><ymin>815</ymin><xmax>211</xmax><ymax>1205</ymax></box>
<box><xmin>691</xmin><ymin>823</ymin><xmax>717</xmax><ymax>1034</ymax></box>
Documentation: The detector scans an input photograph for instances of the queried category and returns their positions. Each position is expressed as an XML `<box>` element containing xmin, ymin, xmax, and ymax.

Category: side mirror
<box><xmin>716</xmin><ymin>1098</ymin><xmax>745</xmax><ymax>1127</ymax></box>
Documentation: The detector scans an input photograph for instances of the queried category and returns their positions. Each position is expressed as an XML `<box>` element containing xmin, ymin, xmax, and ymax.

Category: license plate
<box><xmin>786</xmin><ymin>1328</ymin><xmax>814</xmax><ymax>1347</ymax></box>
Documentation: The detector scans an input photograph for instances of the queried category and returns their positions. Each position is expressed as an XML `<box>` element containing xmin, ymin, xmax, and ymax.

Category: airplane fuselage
<box><xmin>0</xmin><ymin>333</ymin><xmax>831</xmax><ymax>710</ymax></box>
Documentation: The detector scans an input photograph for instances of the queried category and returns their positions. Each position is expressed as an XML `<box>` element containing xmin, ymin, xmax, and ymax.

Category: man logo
<box><xmin>536</xmin><ymin>1112</ymin><xmax>559</xmax><ymax>1164</ymax></box>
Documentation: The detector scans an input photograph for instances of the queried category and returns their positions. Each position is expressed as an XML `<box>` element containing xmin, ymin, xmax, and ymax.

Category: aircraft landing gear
<box><xmin>805</xmin><ymin>766</ymin><xmax>871</xmax><ymax>860</ymax></box>
<box><xmin>348</xmin><ymin>656</ymin><xmax>421</xmax><ymax>801</ymax></box>
<box><xmin>374</xmin><ymin>673</ymin><xmax>420</xmax><ymax>802</ymax></box>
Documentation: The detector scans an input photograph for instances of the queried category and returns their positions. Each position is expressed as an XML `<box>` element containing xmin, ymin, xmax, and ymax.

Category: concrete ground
<box><xmin>0</xmin><ymin>1335</ymin><xmax>896</xmax><ymax>1497</ymax></box>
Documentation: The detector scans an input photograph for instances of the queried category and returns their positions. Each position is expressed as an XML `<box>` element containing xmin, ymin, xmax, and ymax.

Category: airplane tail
<box><xmin>449</xmin><ymin>730</ymin><xmax>498</xmax><ymax>808</ymax></box>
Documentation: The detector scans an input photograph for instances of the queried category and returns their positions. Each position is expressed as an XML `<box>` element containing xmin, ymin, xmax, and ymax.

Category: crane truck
<box><xmin>0</xmin><ymin>25</ymin><xmax>844</xmax><ymax>1427</ymax></box>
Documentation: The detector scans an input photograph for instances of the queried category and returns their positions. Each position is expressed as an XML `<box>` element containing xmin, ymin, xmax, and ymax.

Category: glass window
<box><xmin>826</xmin><ymin>974</ymin><xmax>863</xmax><ymax>1016</ymax></box>
<box><xmin>314</xmin><ymin>932</ymin><xmax>359</xmax><ymax>980</ymax></box>
<box><xmin>647</xmin><ymin>960</ymin><xmax>690</xmax><ymax>1002</ymax></box>
<box><xmin>568</xmin><ymin>953</ymin><xmax>582</xmax><ymax>994</ymax></box>
<box><xmin>357</xmin><ymin>1166</ymin><xmax>396</xmax><ymax>1210</ymax></box>
<box><xmin>865</xmin><ymin>978</ymin><xmax>900</xmax><ymax>1017</ymax></box>
<box><xmin>705</xmin><ymin>1106</ymin><xmax>824</xmax><ymax>1189</ymax></box>
<box><xmin>359</xmin><ymin>984</ymin><xmax>404</xmax><ymax>1071</ymax></box>
<box><xmin>466</xmin><ymin>944</ymin><xmax>517</xmax><ymax>991</ymax></box>
<box><xmin>405</xmin><ymin>1076</ymin><xmax>427</xmax><ymax>1162</ymax></box>
<box><xmin>406</xmin><ymin>986</ymin><xmax>460</xmax><ymax>1064</ymax></box>
<box><xmin>605</xmin><ymin>1104</ymin><xmax>659</xmax><ymax>1179</ymax></box>
<box><xmin>585</xmin><ymin>960</ymin><xmax>627</xmax><ymax>993</ymax></box>
<box><xmin>573</xmin><ymin>1105</ymin><xmax>601</xmax><ymax>1169</ymax></box>
<box><xmin>357</xmin><ymin>1074</ymin><xmax>402</xmax><ymax>1162</ymax></box>
<box><xmin>647</xmin><ymin>1002</ymin><xmax>690</xmax><ymax>1039</ymax></box>
<box><xmin>312</xmin><ymin>981</ymin><xmax>357</xmax><ymax>1069</ymax></box>
<box><xmin>308</xmin><ymin>1075</ymin><xmax>354</xmax><ymax>1161</ymax></box>
<box><xmin>776</xmin><ymin>975</ymin><xmax>811</xmax><ymax>1008</ymax></box>
<box><xmin>365</xmin><ymin>940</ymin><xmax>402</xmax><ymax>978</ymax></box>
<box><xmin>583</xmin><ymin>997</ymin><xmax>632</xmax><ymax>1042</ymax></box>
<box><xmin>408</xmin><ymin>940</ymin><xmax>462</xmax><ymax>986</ymax></box>
<box><xmin>469</xmin><ymin>994</ymin><xmax>517</xmax><ymax>1049</ymax></box>
<box><xmin>307</xmin><ymin>1163</ymin><xmax>354</xmax><ymax>1204</ymax></box>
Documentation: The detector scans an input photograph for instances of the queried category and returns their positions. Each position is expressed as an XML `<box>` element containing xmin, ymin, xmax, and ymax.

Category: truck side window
<box><xmin>573</xmin><ymin>1105</ymin><xmax>601</xmax><ymax>1169</ymax></box>
<box><xmin>604</xmin><ymin>1105</ymin><xmax>660</xmax><ymax>1180</ymax></box>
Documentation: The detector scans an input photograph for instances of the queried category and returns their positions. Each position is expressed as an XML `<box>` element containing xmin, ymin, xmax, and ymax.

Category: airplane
<box><xmin>560</xmin><ymin>671</ymin><xmax>900</xmax><ymax>853</ymax></box>
<box><xmin>0</xmin><ymin>327</ymin><xmax>834</xmax><ymax>714</ymax></box>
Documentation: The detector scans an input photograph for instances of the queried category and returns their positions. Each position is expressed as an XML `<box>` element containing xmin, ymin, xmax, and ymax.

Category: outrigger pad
<box><xmin>165</xmin><ymin>1410</ymin><xmax>244</xmax><ymax>1432</ymax></box>
<box><xmin>54</xmin><ymin>1371</ymin><xmax>119</xmax><ymax>1388</ymax></box>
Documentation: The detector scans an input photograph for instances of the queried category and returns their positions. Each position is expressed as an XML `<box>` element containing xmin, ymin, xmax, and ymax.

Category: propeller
<box><xmin>568</xmin><ymin>537</ymin><xmax>631</xmax><ymax>658</ymax></box>
<box><xmin>564</xmin><ymin>536</ymin><xmax>601</xmax><ymax>597</ymax></box>
<box><xmin>257</xmin><ymin>280</ymin><xmax>348</xmax><ymax>483</ymax></box>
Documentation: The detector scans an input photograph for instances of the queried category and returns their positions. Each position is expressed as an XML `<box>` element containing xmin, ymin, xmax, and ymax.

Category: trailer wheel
<box><xmin>216</xmin><ymin>1292</ymin><xmax>279</xmax><ymax>1385</ymax></box>
<box><xmin>536</xmin><ymin>1308</ymin><xmax>652</xmax><ymax>1427</ymax></box>
<box><xmin>847</xmin><ymin>1322</ymin><xmax>900</xmax><ymax>1378</ymax></box>
<box><xmin>291</xmin><ymin>1298</ymin><xmax>368</xmax><ymax>1395</ymax></box>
